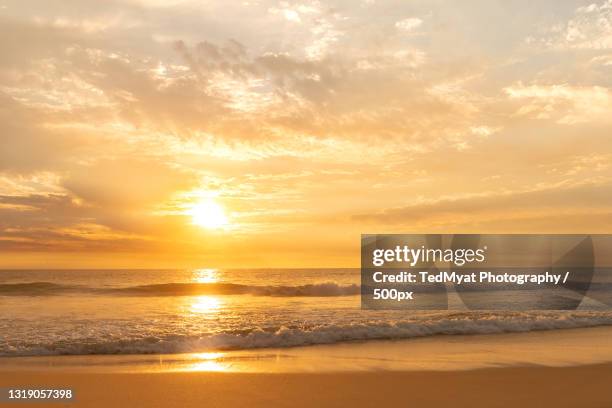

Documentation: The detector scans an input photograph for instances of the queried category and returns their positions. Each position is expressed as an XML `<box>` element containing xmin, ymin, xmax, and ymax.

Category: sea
<box><xmin>1</xmin><ymin>268</ymin><xmax>612</xmax><ymax>357</ymax></box>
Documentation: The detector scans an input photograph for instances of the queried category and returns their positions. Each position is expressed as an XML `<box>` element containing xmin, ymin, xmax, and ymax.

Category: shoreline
<box><xmin>3</xmin><ymin>327</ymin><xmax>612</xmax><ymax>407</ymax></box>
<box><xmin>2</xmin><ymin>325</ymin><xmax>612</xmax><ymax>373</ymax></box>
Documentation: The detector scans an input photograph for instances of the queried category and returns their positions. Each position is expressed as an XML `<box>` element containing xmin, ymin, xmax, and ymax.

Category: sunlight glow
<box><xmin>190</xmin><ymin>295</ymin><xmax>223</xmax><ymax>314</ymax></box>
<box><xmin>192</xmin><ymin>268</ymin><xmax>219</xmax><ymax>283</ymax></box>
<box><xmin>188</xmin><ymin>198</ymin><xmax>228</xmax><ymax>229</ymax></box>
<box><xmin>187</xmin><ymin>352</ymin><xmax>229</xmax><ymax>372</ymax></box>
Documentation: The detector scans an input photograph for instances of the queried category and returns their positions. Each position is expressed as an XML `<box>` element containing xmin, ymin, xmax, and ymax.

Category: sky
<box><xmin>1</xmin><ymin>0</ymin><xmax>612</xmax><ymax>268</ymax></box>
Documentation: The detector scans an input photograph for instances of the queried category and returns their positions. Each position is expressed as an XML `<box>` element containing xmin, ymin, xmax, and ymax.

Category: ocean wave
<box><xmin>0</xmin><ymin>282</ymin><xmax>79</xmax><ymax>296</ymax></box>
<box><xmin>2</xmin><ymin>312</ymin><xmax>612</xmax><ymax>356</ymax></box>
<box><xmin>0</xmin><ymin>281</ymin><xmax>360</xmax><ymax>297</ymax></box>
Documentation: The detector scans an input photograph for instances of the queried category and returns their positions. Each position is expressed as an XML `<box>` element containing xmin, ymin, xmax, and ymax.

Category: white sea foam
<box><xmin>2</xmin><ymin>312</ymin><xmax>612</xmax><ymax>356</ymax></box>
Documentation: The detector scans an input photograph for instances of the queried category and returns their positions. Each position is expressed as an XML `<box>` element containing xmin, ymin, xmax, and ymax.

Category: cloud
<box><xmin>62</xmin><ymin>159</ymin><xmax>198</xmax><ymax>208</ymax></box>
<box><xmin>352</xmin><ymin>179</ymin><xmax>612</xmax><ymax>228</ymax></box>
<box><xmin>2</xmin><ymin>0</ymin><xmax>612</xmax><ymax>265</ymax></box>
<box><xmin>0</xmin><ymin>93</ymin><xmax>95</xmax><ymax>172</ymax></box>
<box><xmin>530</xmin><ymin>0</ymin><xmax>612</xmax><ymax>49</ymax></box>
<box><xmin>395</xmin><ymin>17</ymin><xmax>422</xmax><ymax>32</ymax></box>
<box><xmin>504</xmin><ymin>82</ymin><xmax>612</xmax><ymax>124</ymax></box>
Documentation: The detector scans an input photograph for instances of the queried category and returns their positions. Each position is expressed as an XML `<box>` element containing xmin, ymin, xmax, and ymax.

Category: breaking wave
<box><xmin>2</xmin><ymin>311</ymin><xmax>612</xmax><ymax>356</ymax></box>
<box><xmin>0</xmin><ymin>281</ymin><xmax>360</xmax><ymax>297</ymax></box>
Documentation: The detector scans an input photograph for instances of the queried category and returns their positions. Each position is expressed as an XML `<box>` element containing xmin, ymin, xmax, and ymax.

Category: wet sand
<box><xmin>2</xmin><ymin>327</ymin><xmax>612</xmax><ymax>407</ymax></box>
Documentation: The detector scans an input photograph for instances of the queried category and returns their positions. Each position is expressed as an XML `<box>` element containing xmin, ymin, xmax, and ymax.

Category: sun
<box><xmin>189</xmin><ymin>198</ymin><xmax>229</xmax><ymax>229</ymax></box>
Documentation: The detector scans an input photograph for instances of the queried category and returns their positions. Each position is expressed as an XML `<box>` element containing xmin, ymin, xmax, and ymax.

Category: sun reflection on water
<box><xmin>185</xmin><ymin>269</ymin><xmax>226</xmax><ymax>369</ymax></box>
<box><xmin>193</xmin><ymin>268</ymin><xmax>219</xmax><ymax>283</ymax></box>
<box><xmin>187</xmin><ymin>352</ymin><xmax>229</xmax><ymax>372</ymax></box>
<box><xmin>190</xmin><ymin>295</ymin><xmax>223</xmax><ymax>314</ymax></box>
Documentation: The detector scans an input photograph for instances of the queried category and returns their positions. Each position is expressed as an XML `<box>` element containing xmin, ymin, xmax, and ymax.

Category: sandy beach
<box><xmin>2</xmin><ymin>327</ymin><xmax>612</xmax><ymax>407</ymax></box>
<box><xmin>2</xmin><ymin>364</ymin><xmax>612</xmax><ymax>408</ymax></box>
